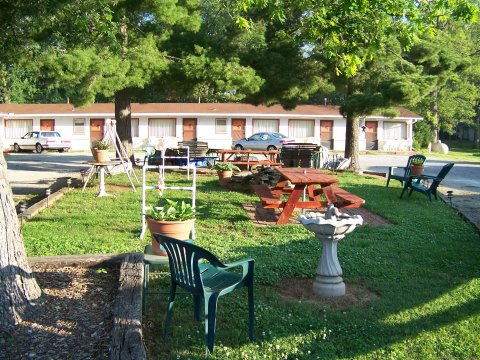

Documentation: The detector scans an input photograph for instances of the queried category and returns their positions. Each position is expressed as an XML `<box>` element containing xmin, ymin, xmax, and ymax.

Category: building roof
<box><xmin>0</xmin><ymin>102</ymin><xmax>422</xmax><ymax>119</ymax></box>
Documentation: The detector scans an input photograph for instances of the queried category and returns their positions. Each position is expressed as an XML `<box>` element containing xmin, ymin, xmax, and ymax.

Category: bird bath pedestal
<box><xmin>298</xmin><ymin>206</ymin><xmax>363</xmax><ymax>297</ymax></box>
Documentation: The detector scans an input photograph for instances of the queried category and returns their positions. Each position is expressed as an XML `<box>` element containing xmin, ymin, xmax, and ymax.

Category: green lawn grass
<box><xmin>419</xmin><ymin>141</ymin><xmax>480</xmax><ymax>163</ymax></box>
<box><xmin>22</xmin><ymin>169</ymin><xmax>480</xmax><ymax>359</ymax></box>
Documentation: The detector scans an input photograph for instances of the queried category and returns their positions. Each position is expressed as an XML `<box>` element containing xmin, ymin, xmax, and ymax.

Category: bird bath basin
<box><xmin>298</xmin><ymin>205</ymin><xmax>363</xmax><ymax>296</ymax></box>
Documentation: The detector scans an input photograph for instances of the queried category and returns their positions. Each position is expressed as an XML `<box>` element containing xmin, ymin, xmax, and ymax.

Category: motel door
<box><xmin>90</xmin><ymin>119</ymin><xmax>105</xmax><ymax>145</ymax></box>
<box><xmin>320</xmin><ymin>120</ymin><xmax>333</xmax><ymax>149</ymax></box>
<box><xmin>40</xmin><ymin>119</ymin><xmax>55</xmax><ymax>131</ymax></box>
<box><xmin>183</xmin><ymin>118</ymin><xmax>197</xmax><ymax>141</ymax></box>
<box><xmin>365</xmin><ymin>121</ymin><xmax>378</xmax><ymax>150</ymax></box>
<box><xmin>232</xmin><ymin>118</ymin><xmax>246</xmax><ymax>141</ymax></box>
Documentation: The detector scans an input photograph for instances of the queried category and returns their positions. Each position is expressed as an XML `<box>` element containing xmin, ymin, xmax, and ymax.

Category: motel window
<box><xmin>4</xmin><ymin>119</ymin><xmax>32</xmax><ymax>138</ymax></box>
<box><xmin>73</xmin><ymin>118</ymin><xmax>86</xmax><ymax>135</ymax></box>
<box><xmin>131</xmin><ymin>118</ymin><xmax>139</xmax><ymax>137</ymax></box>
<box><xmin>288</xmin><ymin>119</ymin><xmax>314</xmax><ymax>138</ymax></box>
<box><xmin>215</xmin><ymin>118</ymin><xmax>227</xmax><ymax>134</ymax></box>
<box><xmin>384</xmin><ymin>122</ymin><xmax>406</xmax><ymax>140</ymax></box>
<box><xmin>149</xmin><ymin>118</ymin><xmax>176</xmax><ymax>137</ymax></box>
<box><xmin>252</xmin><ymin>119</ymin><xmax>278</xmax><ymax>133</ymax></box>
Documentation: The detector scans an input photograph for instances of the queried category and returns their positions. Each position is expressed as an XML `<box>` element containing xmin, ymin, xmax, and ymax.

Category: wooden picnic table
<box><xmin>217</xmin><ymin>149</ymin><xmax>282</xmax><ymax>170</ymax></box>
<box><xmin>252</xmin><ymin>167</ymin><xmax>364</xmax><ymax>225</ymax></box>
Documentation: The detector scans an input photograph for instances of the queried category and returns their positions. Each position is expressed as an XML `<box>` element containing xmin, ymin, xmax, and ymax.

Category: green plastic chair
<box><xmin>402</xmin><ymin>162</ymin><xmax>454</xmax><ymax>201</ymax></box>
<box><xmin>386</xmin><ymin>154</ymin><xmax>426</xmax><ymax>187</ymax></box>
<box><xmin>154</xmin><ymin>233</ymin><xmax>255</xmax><ymax>353</ymax></box>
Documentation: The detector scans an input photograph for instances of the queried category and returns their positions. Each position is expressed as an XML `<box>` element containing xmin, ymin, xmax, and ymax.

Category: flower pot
<box><xmin>410</xmin><ymin>165</ymin><xmax>424</xmax><ymax>176</ymax></box>
<box><xmin>93</xmin><ymin>149</ymin><xmax>109</xmax><ymax>163</ymax></box>
<box><xmin>217</xmin><ymin>170</ymin><xmax>233</xmax><ymax>185</ymax></box>
<box><xmin>146</xmin><ymin>217</ymin><xmax>195</xmax><ymax>256</ymax></box>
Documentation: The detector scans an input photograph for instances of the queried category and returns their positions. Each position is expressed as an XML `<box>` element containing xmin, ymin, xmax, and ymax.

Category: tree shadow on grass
<box><xmin>149</xmin><ymin>181</ymin><xmax>480</xmax><ymax>358</ymax></box>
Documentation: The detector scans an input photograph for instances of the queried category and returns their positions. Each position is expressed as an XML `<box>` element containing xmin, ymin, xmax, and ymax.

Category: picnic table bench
<box><xmin>322</xmin><ymin>186</ymin><xmax>365</xmax><ymax>209</ymax></box>
<box><xmin>177</xmin><ymin>141</ymin><xmax>209</xmax><ymax>158</ymax></box>
<box><xmin>251</xmin><ymin>184</ymin><xmax>282</xmax><ymax>208</ymax></box>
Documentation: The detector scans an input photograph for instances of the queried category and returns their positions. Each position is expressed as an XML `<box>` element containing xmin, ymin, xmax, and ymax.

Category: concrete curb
<box><xmin>18</xmin><ymin>187</ymin><xmax>71</xmax><ymax>221</ymax></box>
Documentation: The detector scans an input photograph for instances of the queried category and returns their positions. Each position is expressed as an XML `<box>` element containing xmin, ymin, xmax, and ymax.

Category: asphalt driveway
<box><xmin>5</xmin><ymin>151</ymin><xmax>92</xmax><ymax>196</ymax></box>
<box><xmin>359</xmin><ymin>154</ymin><xmax>480</xmax><ymax>193</ymax></box>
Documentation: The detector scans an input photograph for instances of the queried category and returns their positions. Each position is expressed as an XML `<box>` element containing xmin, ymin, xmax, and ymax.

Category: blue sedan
<box><xmin>232</xmin><ymin>132</ymin><xmax>295</xmax><ymax>150</ymax></box>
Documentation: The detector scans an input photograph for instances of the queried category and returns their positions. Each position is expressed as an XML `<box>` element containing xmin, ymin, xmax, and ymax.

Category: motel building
<box><xmin>0</xmin><ymin>103</ymin><xmax>421</xmax><ymax>152</ymax></box>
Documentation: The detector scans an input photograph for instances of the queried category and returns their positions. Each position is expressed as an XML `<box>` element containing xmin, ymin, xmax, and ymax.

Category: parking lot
<box><xmin>5</xmin><ymin>151</ymin><xmax>92</xmax><ymax>197</ymax></box>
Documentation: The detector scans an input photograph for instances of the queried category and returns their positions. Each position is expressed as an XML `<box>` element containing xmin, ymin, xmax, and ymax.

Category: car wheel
<box><xmin>13</xmin><ymin>143</ymin><xmax>20</xmax><ymax>153</ymax></box>
<box><xmin>234</xmin><ymin>144</ymin><xmax>244</xmax><ymax>150</ymax></box>
<box><xmin>267</xmin><ymin>145</ymin><xmax>277</xmax><ymax>151</ymax></box>
<box><xmin>35</xmin><ymin>144</ymin><xmax>43</xmax><ymax>153</ymax></box>
<box><xmin>58</xmin><ymin>148</ymin><xmax>65</xmax><ymax>153</ymax></box>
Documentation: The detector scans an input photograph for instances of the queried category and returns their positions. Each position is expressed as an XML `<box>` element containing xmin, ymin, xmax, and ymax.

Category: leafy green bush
<box><xmin>148</xmin><ymin>199</ymin><xmax>195</xmax><ymax>221</ymax></box>
<box><xmin>413</xmin><ymin>120</ymin><xmax>434</xmax><ymax>150</ymax></box>
<box><xmin>91</xmin><ymin>140</ymin><xmax>110</xmax><ymax>150</ymax></box>
<box><xmin>211</xmin><ymin>162</ymin><xmax>240</xmax><ymax>171</ymax></box>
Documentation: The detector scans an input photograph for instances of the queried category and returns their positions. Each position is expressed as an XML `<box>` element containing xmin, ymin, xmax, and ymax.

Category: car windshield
<box><xmin>272</xmin><ymin>133</ymin><xmax>286</xmax><ymax>139</ymax></box>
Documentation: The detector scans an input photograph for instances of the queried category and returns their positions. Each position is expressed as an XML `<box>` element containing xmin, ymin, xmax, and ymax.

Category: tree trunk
<box><xmin>115</xmin><ymin>88</ymin><xmax>135</xmax><ymax>162</ymax></box>
<box><xmin>0</xmin><ymin>145</ymin><xmax>42</xmax><ymax>331</ymax></box>
<box><xmin>344</xmin><ymin>114</ymin><xmax>360</xmax><ymax>172</ymax></box>
<box><xmin>475</xmin><ymin>107</ymin><xmax>480</xmax><ymax>149</ymax></box>
<box><xmin>433</xmin><ymin>87</ymin><xmax>440</xmax><ymax>142</ymax></box>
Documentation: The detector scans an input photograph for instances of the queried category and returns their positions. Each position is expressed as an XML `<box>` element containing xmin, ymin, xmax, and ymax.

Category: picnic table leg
<box><xmin>277</xmin><ymin>188</ymin><xmax>303</xmax><ymax>225</ymax></box>
<box><xmin>306</xmin><ymin>184</ymin><xmax>316</xmax><ymax>200</ymax></box>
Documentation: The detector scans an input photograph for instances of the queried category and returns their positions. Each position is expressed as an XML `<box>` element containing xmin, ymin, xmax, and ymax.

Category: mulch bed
<box><xmin>242</xmin><ymin>202</ymin><xmax>391</xmax><ymax>227</ymax></box>
<box><xmin>0</xmin><ymin>265</ymin><xmax>118</xmax><ymax>360</ymax></box>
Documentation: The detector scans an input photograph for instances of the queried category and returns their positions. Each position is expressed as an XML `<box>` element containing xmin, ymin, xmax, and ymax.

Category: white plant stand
<box><xmin>139</xmin><ymin>163</ymin><xmax>196</xmax><ymax>240</ymax></box>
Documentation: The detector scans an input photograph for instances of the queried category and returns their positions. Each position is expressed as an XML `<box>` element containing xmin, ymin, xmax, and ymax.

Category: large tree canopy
<box><xmin>236</xmin><ymin>0</ymin><xmax>477</xmax><ymax>168</ymax></box>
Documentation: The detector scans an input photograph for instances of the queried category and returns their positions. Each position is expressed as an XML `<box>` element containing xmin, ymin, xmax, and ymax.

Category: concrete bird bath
<box><xmin>298</xmin><ymin>205</ymin><xmax>363</xmax><ymax>296</ymax></box>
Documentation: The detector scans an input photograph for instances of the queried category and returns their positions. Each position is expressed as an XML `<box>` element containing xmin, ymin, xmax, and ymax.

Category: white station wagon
<box><xmin>12</xmin><ymin>131</ymin><xmax>72</xmax><ymax>153</ymax></box>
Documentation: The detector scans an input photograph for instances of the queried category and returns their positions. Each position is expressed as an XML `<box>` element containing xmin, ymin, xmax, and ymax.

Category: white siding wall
<box><xmin>1</xmin><ymin>112</ymin><xmax>415</xmax><ymax>152</ymax></box>
<box><xmin>332</xmin><ymin>118</ymin><xmax>346</xmax><ymax>151</ymax></box>
<box><xmin>196</xmin><ymin>116</ymin><xmax>232</xmax><ymax>149</ymax></box>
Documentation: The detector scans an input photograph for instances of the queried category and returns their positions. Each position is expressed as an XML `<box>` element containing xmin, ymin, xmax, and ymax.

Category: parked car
<box><xmin>12</xmin><ymin>131</ymin><xmax>72</xmax><ymax>153</ymax></box>
<box><xmin>232</xmin><ymin>132</ymin><xmax>295</xmax><ymax>150</ymax></box>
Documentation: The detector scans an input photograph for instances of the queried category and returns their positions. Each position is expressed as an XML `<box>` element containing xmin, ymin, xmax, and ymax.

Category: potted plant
<box><xmin>410</xmin><ymin>157</ymin><xmax>425</xmax><ymax>176</ymax></box>
<box><xmin>146</xmin><ymin>199</ymin><xmax>195</xmax><ymax>256</ymax></box>
<box><xmin>211</xmin><ymin>162</ymin><xmax>240</xmax><ymax>184</ymax></box>
<box><xmin>91</xmin><ymin>140</ymin><xmax>110</xmax><ymax>163</ymax></box>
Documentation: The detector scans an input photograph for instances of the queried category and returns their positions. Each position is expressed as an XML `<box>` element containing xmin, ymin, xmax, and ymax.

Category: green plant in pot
<box><xmin>410</xmin><ymin>157</ymin><xmax>425</xmax><ymax>176</ymax></box>
<box><xmin>91</xmin><ymin>140</ymin><xmax>110</xmax><ymax>163</ymax></box>
<box><xmin>211</xmin><ymin>162</ymin><xmax>240</xmax><ymax>184</ymax></box>
<box><xmin>146</xmin><ymin>199</ymin><xmax>195</xmax><ymax>256</ymax></box>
